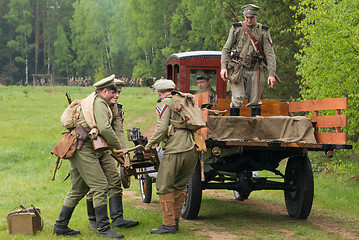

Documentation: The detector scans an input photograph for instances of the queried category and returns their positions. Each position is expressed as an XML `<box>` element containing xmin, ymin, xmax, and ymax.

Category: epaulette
<box><xmin>157</xmin><ymin>98</ymin><xmax>163</xmax><ymax>103</ymax></box>
<box><xmin>262</xmin><ymin>25</ymin><xmax>269</xmax><ymax>31</ymax></box>
<box><xmin>233</xmin><ymin>22</ymin><xmax>242</xmax><ymax>28</ymax></box>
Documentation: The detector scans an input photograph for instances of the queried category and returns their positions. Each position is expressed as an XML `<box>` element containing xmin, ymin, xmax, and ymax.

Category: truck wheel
<box><xmin>284</xmin><ymin>155</ymin><xmax>314</xmax><ymax>219</ymax></box>
<box><xmin>181</xmin><ymin>160</ymin><xmax>202</xmax><ymax>219</ymax></box>
<box><xmin>139</xmin><ymin>173</ymin><xmax>152</xmax><ymax>203</ymax></box>
<box><xmin>233</xmin><ymin>190</ymin><xmax>245</xmax><ymax>201</ymax></box>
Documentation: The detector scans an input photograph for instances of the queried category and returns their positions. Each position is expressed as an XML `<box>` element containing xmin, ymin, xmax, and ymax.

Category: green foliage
<box><xmin>294</xmin><ymin>0</ymin><xmax>359</xmax><ymax>148</ymax></box>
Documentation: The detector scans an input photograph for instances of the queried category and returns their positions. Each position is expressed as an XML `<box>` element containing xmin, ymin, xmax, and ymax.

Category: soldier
<box><xmin>53</xmin><ymin>75</ymin><xmax>124</xmax><ymax>239</ymax></box>
<box><xmin>196</xmin><ymin>72</ymin><xmax>216</xmax><ymax>95</ymax></box>
<box><xmin>220</xmin><ymin>3</ymin><xmax>276</xmax><ymax>117</ymax></box>
<box><xmin>85</xmin><ymin>78</ymin><xmax>139</xmax><ymax>231</ymax></box>
<box><xmin>144</xmin><ymin>79</ymin><xmax>198</xmax><ymax>234</ymax></box>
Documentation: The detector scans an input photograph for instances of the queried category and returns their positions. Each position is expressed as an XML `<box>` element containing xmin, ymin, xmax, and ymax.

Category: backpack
<box><xmin>170</xmin><ymin>91</ymin><xmax>206</xmax><ymax>131</ymax></box>
<box><xmin>60</xmin><ymin>99</ymin><xmax>82</xmax><ymax>129</ymax></box>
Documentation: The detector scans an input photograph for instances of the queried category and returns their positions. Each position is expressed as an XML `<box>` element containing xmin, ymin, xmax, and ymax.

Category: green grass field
<box><xmin>0</xmin><ymin>86</ymin><xmax>358</xmax><ymax>239</ymax></box>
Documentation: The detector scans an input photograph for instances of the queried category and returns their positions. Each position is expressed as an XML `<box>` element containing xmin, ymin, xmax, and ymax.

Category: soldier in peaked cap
<box><xmin>220</xmin><ymin>3</ymin><xmax>277</xmax><ymax>117</ymax></box>
<box><xmin>145</xmin><ymin>79</ymin><xmax>198</xmax><ymax>234</ymax></box>
<box><xmin>85</xmin><ymin>77</ymin><xmax>138</xmax><ymax>232</ymax></box>
<box><xmin>53</xmin><ymin>74</ymin><xmax>126</xmax><ymax>239</ymax></box>
<box><xmin>196</xmin><ymin>71</ymin><xmax>216</xmax><ymax>95</ymax></box>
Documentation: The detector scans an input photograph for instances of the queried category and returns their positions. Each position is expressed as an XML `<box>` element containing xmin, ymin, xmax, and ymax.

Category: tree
<box><xmin>53</xmin><ymin>24</ymin><xmax>73</xmax><ymax>76</ymax></box>
<box><xmin>294</xmin><ymin>0</ymin><xmax>359</xmax><ymax>146</ymax></box>
<box><xmin>4</xmin><ymin>0</ymin><xmax>33</xmax><ymax>85</ymax></box>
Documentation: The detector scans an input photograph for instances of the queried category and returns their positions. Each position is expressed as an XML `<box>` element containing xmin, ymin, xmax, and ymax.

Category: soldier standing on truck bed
<box><xmin>144</xmin><ymin>79</ymin><xmax>199</xmax><ymax>234</ymax></box>
<box><xmin>220</xmin><ymin>3</ymin><xmax>277</xmax><ymax>117</ymax></box>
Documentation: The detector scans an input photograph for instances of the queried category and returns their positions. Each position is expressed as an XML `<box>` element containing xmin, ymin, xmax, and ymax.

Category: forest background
<box><xmin>0</xmin><ymin>0</ymin><xmax>358</xmax><ymax>152</ymax></box>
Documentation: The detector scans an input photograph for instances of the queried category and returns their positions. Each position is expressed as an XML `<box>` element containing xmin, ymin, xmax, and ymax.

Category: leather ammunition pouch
<box><xmin>51</xmin><ymin>131</ymin><xmax>77</xmax><ymax>159</ymax></box>
<box><xmin>227</xmin><ymin>59</ymin><xmax>242</xmax><ymax>84</ymax></box>
<box><xmin>6</xmin><ymin>204</ymin><xmax>43</xmax><ymax>235</ymax></box>
<box><xmin>92</xmin><ymin>135</ymin><xmax>109</xmax><ymax>152</ymax></box>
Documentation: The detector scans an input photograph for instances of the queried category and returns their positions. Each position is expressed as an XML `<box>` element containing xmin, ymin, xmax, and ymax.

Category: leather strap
<box><xmin>241</xmin><ymin>22</ymin><xmax>267</xmax><ymax>65</ymax></box>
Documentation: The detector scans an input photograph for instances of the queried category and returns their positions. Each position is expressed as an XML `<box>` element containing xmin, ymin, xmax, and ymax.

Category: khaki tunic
<box><xmin>221</xmin><ymin>22</ymin><xmax>276</xmax><ymax>109</ymax></box>
<box><xmin>63</xmin><ymin>94</ymin><xmax>121</xmax><ymax>208</ymax></box>
<box><xmin>87</xmin><ymin>102</ymin><xmax>127</xmax><ymax>200</ymax></box>
<box><xmin>145</xmin><ymin>95</ymin><xmax>198</xmax><ymax>194</ymax></box>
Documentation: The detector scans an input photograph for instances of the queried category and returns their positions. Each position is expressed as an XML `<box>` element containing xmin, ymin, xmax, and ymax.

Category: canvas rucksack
<box><xmin>60</xmin><ymin>99</ymin><xmax>82</xmax><ymax>129</ymax></box>
<box><xmin>170</xmin><ymin>91</ymin><xmax>206</xmax><ymax>131</ymax></box>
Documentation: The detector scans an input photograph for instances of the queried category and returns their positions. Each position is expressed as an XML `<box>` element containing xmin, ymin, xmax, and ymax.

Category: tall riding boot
<box><xmin>230</xmin><ymin>108</ymin><xmax>240</xmax><ymax>116</ymax></box>
<box><xmin>150</xmin><ymin>192</ymin><xmax>176</xmax><ymax>234</ymax></box>
<box><xmin>53</xmin><ymin>205</ymin><xmax>80</xmax><ymax>236</ymax></box>
<box><xmin>251</xmin><ymin>108</ymin><xmax>261</xmax><ymax>117</ymax></box>
<box><xmin>86</xmin><ymin>199</ymin><xmax>97</xmax><ymax>230</ymax></box>
<box><xmin>173</xmin><ymin>188</ymin><xmax>186</xmax><ymax>231</ymax></box>
<box><xmin>109</xmin><ymin>195</ymin><xmax>139</xmax><ymax>228</ymax></box>
<box><xmin>95</xmin><ymin>204</ymin><xmax>124</xmax><ymax>239</ymax></box>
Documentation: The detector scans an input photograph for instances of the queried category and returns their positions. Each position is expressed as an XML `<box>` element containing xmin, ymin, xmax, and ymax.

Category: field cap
<box><xmin>154</xmin><ymin>79</ymin><xmax>175</xmax><ymax>91</ymax></box>
<box><xmin>241</xmin><ymin>4</ymin><xmax>260</xmax><ymax>17</ymax></box>
<box><xmin>114</xmin><ymin>78</ymin><xmax>125</xmax><ymax>91</ymax></box>
<box><xmin>93</xmin><ymin>74</ymin><xmax>116</xmax><ymax>89</ymax></box>
<box><xmin>196</xmin><ymin>72</ymin><xmax>210</xmax><ymax>81</ymax></box>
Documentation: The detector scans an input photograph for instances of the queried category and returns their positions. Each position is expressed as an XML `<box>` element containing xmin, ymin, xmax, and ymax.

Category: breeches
<box><xmin>230</xmin><ymin>68</ymin><xmax>265</xmax><ymax>109</ymax></box>
<box><xmin>156</xmin><ymin>148</ymin><xmax>198</xmax><ymax>194</ymax></box>
<box><xmin>63</xmin><ymin>141</ymin><xmax>108</xmax><ymax>208</ymax></box>
<box><xmin>86</xmin><ymin>152</ymin><xmax>123</xmax><ymax>200</ymax></box>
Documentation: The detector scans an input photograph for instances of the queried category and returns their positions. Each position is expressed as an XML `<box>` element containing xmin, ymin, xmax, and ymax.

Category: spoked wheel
<box><xmin>139</xmin><ymin>171</ymin><xmax>152</xmax><ymax>203</ymax></box>
<box><xmin>120</xmin><ymin>166</ymin><xmax>131</xmax><ymax>189</ymax></box>
<box><xmin>181</xmin><ymin>160</ymin><xmax>202</xmax><ymax>219</ymax></box>
<box><xmin>284</xmin><ymin>155</ymin><xmax>314</xmax><ymax>219</ymax></box>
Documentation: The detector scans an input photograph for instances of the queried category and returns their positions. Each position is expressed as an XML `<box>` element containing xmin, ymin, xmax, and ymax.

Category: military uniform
<box><xmin>86</xmin><ymin>78</ymin><xmax>138</xmax><ymax>230</ymax></box>
<box><xmin>53</xmin><ymin>75</ymin><xmax>125</xmax><ymax>239</ymax></box>
<box><xmin>145</xmin><ymin>79</ymin><xmax>198</xmax><ymax>234</ymax></box>
<box><xmin>221</xmin><ymin>4</ymin><xmax>276</xmax><ymax>116</ymax></box>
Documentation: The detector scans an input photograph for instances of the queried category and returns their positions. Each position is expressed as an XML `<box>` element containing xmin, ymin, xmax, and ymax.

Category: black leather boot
<box><xmin>151</xmin><ymin>225</ymin><xmax>176</xmax><ymax>234</ymax></box>
<box><xmin>109</xmin><ymin>195</ymin><xmax>139</xmax><ymax>228</ymax></box>
<box><xmin>230</xmin><ymin>108</ymin><xmax>240</xmax><ymax>116</ymax></box>
<box><xmin>86</xmin><ymin>199</ymin><xmax>97</xmax><ymax>230</ymax></box>
<box><xmin>53</xmin><ymin>206</ymin><xmax>80</xmax><ymax>236</ymax></box>
<box><xmin>175</xmin><ymin>219</ymin><xmax>179</xmax><ymax>231</ymax></box>
<box><xmin>251</xmin><ymin>108</ymin><xmax>261</xmax><ymax>117</ymax></box>
<box><xmin>95</xmin><ymin>204</ymin><xmax>124</xmax><ymax>238</ymax></box>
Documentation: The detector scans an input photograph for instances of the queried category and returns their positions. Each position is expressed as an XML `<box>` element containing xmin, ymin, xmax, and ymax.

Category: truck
<box><xmin>134</xmin><ymin>51</ymin><xmax>352</xmax><ymax>220</ymax></box>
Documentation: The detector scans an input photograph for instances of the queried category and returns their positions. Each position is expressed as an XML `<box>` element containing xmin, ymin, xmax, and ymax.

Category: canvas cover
<box><xmin>207</xmin><ymin>116</ymin><xmax>316</xmax><ymax>143</ymax></box>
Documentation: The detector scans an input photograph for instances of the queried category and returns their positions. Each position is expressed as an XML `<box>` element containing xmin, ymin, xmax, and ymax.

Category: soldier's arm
<box><xmin>262</xmin><ymin>28</ymin><xmax>276</xmax><ymax>78</ymax></box>
<box><xmin>221</xmin><ymin>25</ymin><xmax>237</xmax><ymax>70</ymax></box>
<box><xmin>94</xmin><ymin>100</ymin><xmax>121</xmax><ymax>150</ymax></box>
<box><xmin>145</xmin><ymin>101</ymin><xmax>171</xmax><ymax>151</ymax></box>
<box><xmin>112</xmin><ymin>105</ymin><xmax>127</xmax><ymax>149</ymax></box>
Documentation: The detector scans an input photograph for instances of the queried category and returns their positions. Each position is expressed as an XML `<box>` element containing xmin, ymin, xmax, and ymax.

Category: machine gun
<box><xmin>111</xmin><ymin>127</ymin><xmax>159</xmax><ymax>188</ymax></box>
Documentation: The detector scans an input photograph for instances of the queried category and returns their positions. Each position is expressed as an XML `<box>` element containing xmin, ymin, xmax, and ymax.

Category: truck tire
<box><xmin>139</xmin><ymin>173</ymin><xmax>152</xmax><ymax>203</ymax></box>
<box><xmin>284</xmin><ymin>155</ymin><xmax>314</xmax><ymax>219</ymax></box>
<box><xmin>181</xmin><ymin>160</ymin><xmax>202</xmax><ymax>219</ymax></box>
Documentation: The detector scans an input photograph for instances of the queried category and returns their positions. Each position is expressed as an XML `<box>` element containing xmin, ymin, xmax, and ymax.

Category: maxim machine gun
<box><xmin>112</xmin><ymin>127</ymin><xmax>160</xmax><ymax>188</ymax></box>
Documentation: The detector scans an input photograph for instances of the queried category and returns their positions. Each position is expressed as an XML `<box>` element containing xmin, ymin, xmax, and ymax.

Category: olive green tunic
<box><xmin>145</xmin><ymin>95</ymin><xmax>198</xmax><ymax>194</ymax></box>
<box><xmin>221</xmin><ymin>22</ymin><xmax>276</xmax><ymax>109</ymax></box>
<box><xmin>63</xmin><ymin>94</ymin><xmax>121</xmax><ymax>208</ymax></box>
<box><xmin>87</xmin><ymin>102</ymin><xmax>127</xmax><ymax>200</ymax></box>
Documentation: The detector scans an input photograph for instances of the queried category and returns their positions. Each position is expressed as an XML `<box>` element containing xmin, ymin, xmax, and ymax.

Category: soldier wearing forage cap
<box><xmin>145</xmin><ymin>79</ymin><xmax>198</xmax><ymax>234</ymax></box>
<box><xmin>196</xmin><ymin>71</ymin><xmax>216</xmax><ymax>95</ymax></box>
<box><xmin>220</xmin><ymin>3</ymin><xmax>277</xmax><ymax>117</ymax></box>
<box><xmin>85</xmin><ymin>77</ymin><xmax>138</xmax><ymax>232</ymax></box>
<box><xmin>53</xmin><ymin>74</ymin><xmax>125</xmax><ymax>239</ymax></box>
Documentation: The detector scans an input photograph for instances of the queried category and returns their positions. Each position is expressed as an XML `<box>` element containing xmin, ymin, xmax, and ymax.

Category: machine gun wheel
<box><xmin>181</xmin><ymin>160</ymin><xmax>202</xmax><ymax>219</ymax></box>
<box><xmin>139</xmin><ymin>170</ymin><xmax>152</xmax><ymax>203</ymax></box>
<box><xmin>284</xmin><ymin>155</ymin><xmax>314</xmax><ymax>219</ymax></box>
<box><xmin>120</xmin><ymin>166</ymin><xmax>131</xmax><ymax>189</ymax></box>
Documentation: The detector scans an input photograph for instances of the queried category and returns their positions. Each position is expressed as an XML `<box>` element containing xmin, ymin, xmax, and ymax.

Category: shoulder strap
<box><xmin>241</xmin><ymin>22</ymin><xmax>267</xmax><ymax>65</ymax></box>
<box><xmin>235</xmin><ymin>22</ymin><xmax>245</xmax><ymax>42</ymax></box>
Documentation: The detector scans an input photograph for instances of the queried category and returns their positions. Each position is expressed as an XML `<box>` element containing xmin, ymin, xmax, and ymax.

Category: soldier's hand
<box><xmin>220</xmin><ymin>69</ymin><xmax>227</xmax><ymax>81</ymax></box>
<box><xmin>267</xmin><ymin>76</ymin><xmax>275</xmax><ymax>89</ymax></box>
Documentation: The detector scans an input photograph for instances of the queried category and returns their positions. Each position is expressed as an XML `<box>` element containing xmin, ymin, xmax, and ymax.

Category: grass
<box><xmin>0</xmin><ymin>86</ymin><xmax>358</xmax><ymax>239</ymax></box>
